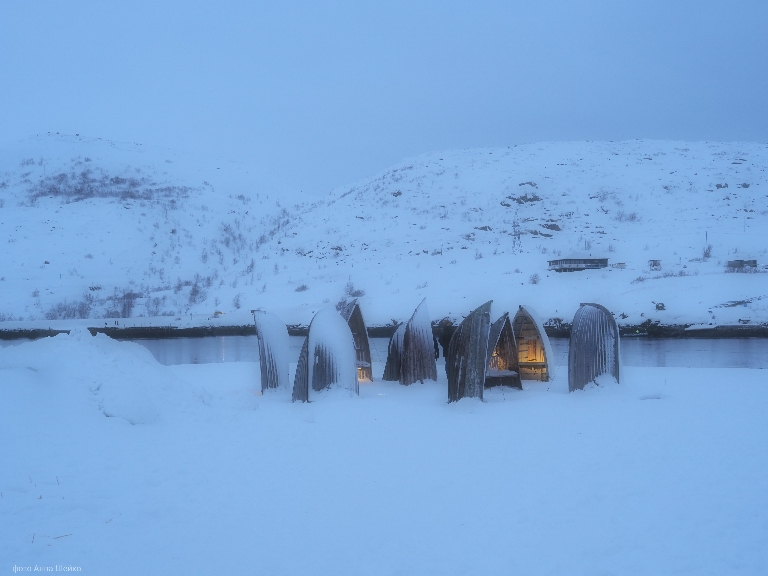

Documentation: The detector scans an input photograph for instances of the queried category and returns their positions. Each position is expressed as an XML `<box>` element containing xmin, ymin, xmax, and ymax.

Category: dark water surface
<box><xmin>549</xmin><ymin>337</ymin><xmax>768</xmax><ymax>369</ymax></box>
<box><xmin>131</xmin><ymin>335</ymin><xmax>768</xmax><ymax>369</ymax></box>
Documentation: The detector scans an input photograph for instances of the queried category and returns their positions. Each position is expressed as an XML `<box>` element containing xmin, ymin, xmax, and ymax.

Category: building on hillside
<box><xmin>726</xmin><ymin>259</ymin><xmax>757</xmax><ymax>270</ymax></box>
<box><xmin>547</xmin><ymin>253</ymin><xmax>609</xmax><ymax>273</ymax></box>
<box><xmin>648</xmin><ymin>259</ymin><xmax>661</xmax><ymax>271</ymax></box>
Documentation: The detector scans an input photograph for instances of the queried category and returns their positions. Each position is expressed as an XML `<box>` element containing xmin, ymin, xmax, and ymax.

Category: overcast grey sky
<box><xmin>1</xmin><ymin>1</ymin><xmax>766</xmax><ymax>194</ymax></box>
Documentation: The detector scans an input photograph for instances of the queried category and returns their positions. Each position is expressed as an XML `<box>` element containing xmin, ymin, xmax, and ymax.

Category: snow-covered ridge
<box><xmin>1</xmin><ymin>137</ymin><xmax>767</xmax><ymax>328</ymax></box>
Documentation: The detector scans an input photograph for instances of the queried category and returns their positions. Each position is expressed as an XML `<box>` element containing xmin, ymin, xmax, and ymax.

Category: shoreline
<box><xmin>2</xmin><ymin>321</ymin><xmax>768</xmax><ymax>341</ymax></box>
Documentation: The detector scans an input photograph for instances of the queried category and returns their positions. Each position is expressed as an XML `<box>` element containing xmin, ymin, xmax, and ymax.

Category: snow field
<box><xmin>2</xmin><ymin>332</ymin><xmax>767</xmax><ymax>574</ymax></box>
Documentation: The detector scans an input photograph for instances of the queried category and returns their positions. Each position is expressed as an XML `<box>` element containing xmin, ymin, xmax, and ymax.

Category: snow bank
<box><xmin>0</xmin><ymin>329</ymin><xmax>210</xmax><ymax>427</ymax></box>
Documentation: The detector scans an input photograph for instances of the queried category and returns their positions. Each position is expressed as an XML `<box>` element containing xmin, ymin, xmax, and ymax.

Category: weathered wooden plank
<box><xmin>382</xmin><ymin>323</ymin><xmax>405</xmax><ymax>381</ymax></box>
<box><xmin>292</xmin><ymin>336</ymin><xmax>309</xmax><ymax>402</ymax></box>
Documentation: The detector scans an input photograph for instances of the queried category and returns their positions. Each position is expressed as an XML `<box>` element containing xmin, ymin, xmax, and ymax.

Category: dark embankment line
<box><xmin>1</xmin><ymin>322</ymin><xmax>767</xmax><ymax>341</ymax></box>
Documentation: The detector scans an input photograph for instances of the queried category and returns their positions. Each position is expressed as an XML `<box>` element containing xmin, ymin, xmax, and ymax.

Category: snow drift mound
<box><xmin>0</xmin><ymin>330</ymin><xmax>210</xmax><ymax>425</ymax></box>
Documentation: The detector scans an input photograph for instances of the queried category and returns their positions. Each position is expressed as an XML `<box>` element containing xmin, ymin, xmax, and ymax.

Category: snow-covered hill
<box><xmin>1</xmin><ymin>136</ymin><xmax>767</xmax><ymax>327</ymax></box>
<box><xmin>0</xmin><ymin>134</ymin><xmax>301</xmax><ymax>321</ymax></box>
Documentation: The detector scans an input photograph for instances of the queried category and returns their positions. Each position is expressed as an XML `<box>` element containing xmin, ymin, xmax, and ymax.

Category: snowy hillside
<box><xmin>0</xmin><ymin>134</ymin><xmax>301</xmax><ymax>321</ymax></box>
<box><xmin>1</xmin><ymin>136</ymin><xmax>767</xmax><ymax>327</ymax></box>
<box><xmin>270</xmin><ymin>140</ymin><xmax>768</xmax><ymax>327</ymax></box>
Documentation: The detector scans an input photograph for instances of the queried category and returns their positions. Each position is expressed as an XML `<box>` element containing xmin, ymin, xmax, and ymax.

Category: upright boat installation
<box><xmin>446</xmin><ymin>303</ymin><xmax>524</xmax><ymax>402</ymax></box>
<box><xmin>292</xmin><ymin>308</ymin><xmax>359</xmax><ymax>402</ymax></box>
<box><xmin>568</xmin><ymin>303</ymin><xmax>621</xmax><ymax>392</ymax></box>
<box><xmin>485</xmin><ymin>312</ymin><xmax>522</xmax><ymax>390</ymax></box>
<box><xmin>446</xmin><ymin>301</ymin><xmax>492</xmax><ymax>402</ymax></box>
<box><xmin>383</xmin><ymin>298</ymin><xmax>438</xmax><ymax>385</ymax></box>
<box><xmin>338</xmin><ymin>298</ymin><xmax>373</xmax><ymax>382</ymax></box>
<box><xmin>253</xmin><ymin>310</ymin><xmax>289</xmax><ymax>392</ymax></box>
<box><xmin>512</xmin><ymin>305</ymin><xmax>553</xmax><ymax>382</ymax></box>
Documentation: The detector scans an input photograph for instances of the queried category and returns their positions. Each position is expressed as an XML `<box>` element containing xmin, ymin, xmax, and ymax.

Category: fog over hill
<box><xmin>1</xmin><ymin>135</ymin><xmax>766</xmax><ymax>327</ymax></box>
